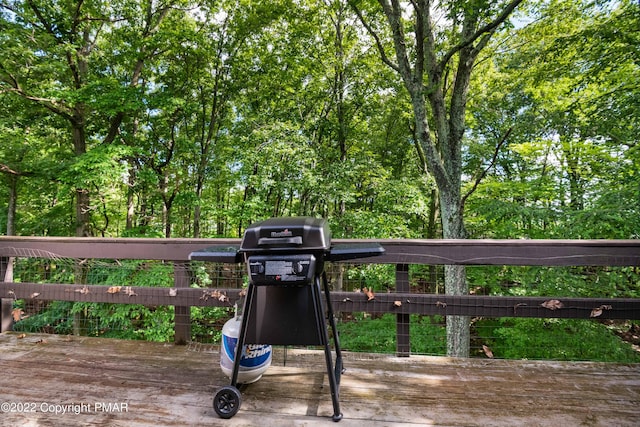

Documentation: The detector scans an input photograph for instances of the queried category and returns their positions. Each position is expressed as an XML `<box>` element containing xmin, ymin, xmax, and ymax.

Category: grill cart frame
<box><xmin>190</xmin><ymin>217</ymin><xmax>384</xmax><ymax>422</ymax></box>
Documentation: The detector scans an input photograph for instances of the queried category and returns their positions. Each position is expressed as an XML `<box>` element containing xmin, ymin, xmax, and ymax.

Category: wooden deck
<box><xmin>1</xmin><ymin>332</ymin><xmax>638</xmax><ymax>427</ymax></box>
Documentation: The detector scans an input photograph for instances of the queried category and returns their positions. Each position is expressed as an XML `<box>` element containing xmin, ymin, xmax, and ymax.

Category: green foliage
<box><xmin>85</xmin><ymin>260</ymin><xmax>173</xmax><ymax>287</ymax></box>
<box><xmin>2</xmin><ymin>0</ymin><xmax>635</xmax><ymax>242</ymax></box>
<box><xmin>338</xmin><ymin>314</ymin><xmax>446</xmax><ymax>354</ymax></box>
<box><xmin>12</xmin><ymin>301</ymin><xmax>75</xmax><ymax>335</ymax></box>
<box><xmin>12</xmin><ymin>260</ymin><xmax>177</xmax><ymax>340</ymax></box>
<box><xmin>190</xmin><ymin>306</ymin><xmax>233</xmax><ymax>343</ymax></box>
<box><xmin>339</xmin><ymin>314</ymin><xmax>639</xmax><ymax>362</ymax></box>
<box><xmin>465</xmin><ymin>265</ymin><xmax>640</xmax><ymax>299</ymax></box>
<box><xmin>68</xmin><ymin>302</ymin><xmax>175</xmax><ymax>341</ymax></box>
<box><xmin>345</xmin><ymin>264</ymin><xmax>395</xmax><ymax>292</ymax></box>
<box><xmin>339</xmin><ymin>313</ymin><xmax>396</xmax><ymax>353</ymax></box>
<box><xmin>490</xmin><ymin>318</ymin><xmax>640</xmax><ymax>362</ymax></box>
<box><xmin>465</xmin><ymin>0</ymin><xmax>639</xmax><ymax>240</ymax></box>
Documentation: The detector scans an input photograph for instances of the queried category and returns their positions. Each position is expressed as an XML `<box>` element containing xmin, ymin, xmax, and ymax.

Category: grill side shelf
<box><xmin>328</xmin><ymin>243</ymin><xmax>385</xmax><ymax>262</ymax></box>
<box><xmin>189</xmin><ymin>246</ymin><xmax>242</xmax><ymax>263</ymax></box>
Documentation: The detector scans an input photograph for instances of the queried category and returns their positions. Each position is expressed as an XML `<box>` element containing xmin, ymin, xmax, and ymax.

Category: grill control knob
<box><xmin>250</xmin><ymin>262</ymin><xmax>264</xmax><ymax>274</ymax></box>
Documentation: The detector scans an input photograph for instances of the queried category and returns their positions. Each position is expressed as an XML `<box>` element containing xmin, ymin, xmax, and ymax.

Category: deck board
<box><xmin>0</xmin><ymin>332</ymin><xmax>638</xmax><ymax>426</ymax></box>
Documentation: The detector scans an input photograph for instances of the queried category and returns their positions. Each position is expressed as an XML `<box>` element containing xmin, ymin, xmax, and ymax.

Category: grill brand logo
<box><xmin>271</xmin><ymin>229</ymin><xmax>293</xmax><ymax>238</ymax></box>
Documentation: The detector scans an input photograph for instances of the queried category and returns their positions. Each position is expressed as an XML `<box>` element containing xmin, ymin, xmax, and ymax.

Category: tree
<box><xmin>0</xmin><ymin>0</ymin><xmax>182</xmax><ymax>236</ymax></box>
<box><xmin>351</xmin><ymin>0</ymin><xmax>524</xmax><ymax>356</ymax></box>
<box><xmin>465</xmin><ymin>0</ymin><xmax>639</xmax><ymax>240</ymax></box>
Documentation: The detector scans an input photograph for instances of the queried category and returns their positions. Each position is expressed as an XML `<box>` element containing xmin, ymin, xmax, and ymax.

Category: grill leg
<box><xmin>231</xmin><ymin>283</ymin><xmax>256</xmax><ymax>387</ymax></box>
<box><xmin>313</xmin><ymin>275</ymin><xmax>342</xmax><ymax>422</ymax></box>
<box><xmin>323</xmin><ymin>272</ymin><xmax>344</xmax><ymax>385</ymax></box>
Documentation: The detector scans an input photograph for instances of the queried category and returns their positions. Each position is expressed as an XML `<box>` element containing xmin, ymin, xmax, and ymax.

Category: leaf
<box><xmin>123</xmin><ymin>286</ymin><xmax>137</xmax><ymax>297</ymax></box>
<box><xmin>363</xmin><ymin>287</ymin><xmax>375</xmax><ymax>301</ymax></box>
<box><xmin>107</xmin><ymin>286</ymin><xmax>122</xmax><ymax>294</ymax></box>
<box><xmin>213</xmin><ymin>290</ymin><xmax>227</xmax><ymax>302</ymax></box>
<box><xmin>393</xmin><ymin>300</ymin><xmax>402</xmax><ymax>307</ymax></box>
<box><xmin>11</xmin><ymin>308</ymin><xmax>24</xmax><ymax>322</ymax></box>
<box><xmin>482</xmin><ymin>345</ymin><xmax>494</xmax><ymax>359</ymax></box>
<box><xmin>200</xmin><ymin>289</ymin><xmax>227</xmax><ymax>302</ymax></box>
<box><xmin>541</xmin><ymin>299</ymin><xmax>564</xmax><ymax>310</ymax></box>
<box><xmin>590</xmin><ymin>304</ymin><xmax>612</xmax><ymax>318</ymax></box>
<box><xmin>590</xmin><ymin>307</ymin><xmax>603</xmax><ymax>318</ymax></box>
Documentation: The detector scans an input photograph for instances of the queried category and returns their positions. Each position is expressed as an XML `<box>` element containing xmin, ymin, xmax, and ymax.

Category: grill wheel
<box><xmin>213</xmin><ymin>385</ymin><xmax>242</xmax><ymax>419</ymax></box>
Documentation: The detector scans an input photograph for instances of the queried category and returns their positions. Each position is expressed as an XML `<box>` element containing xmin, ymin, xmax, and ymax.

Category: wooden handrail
<box><xmin>1</xmin><ymin>237</ymin><xmax>639</xmax><ymax>265</ymax></box>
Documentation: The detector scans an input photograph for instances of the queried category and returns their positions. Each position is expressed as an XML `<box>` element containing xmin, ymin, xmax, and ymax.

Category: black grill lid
<box><xmin>239</xmin><ymin>217</ymin><xmax>330</xmax><ymax>252</ymax></box>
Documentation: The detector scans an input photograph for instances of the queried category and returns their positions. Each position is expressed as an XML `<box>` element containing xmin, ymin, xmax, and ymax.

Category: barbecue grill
<box><xmin>190</xmin><ymin>217</ymin><xmax>384</xmax><ymax>422</ymax></box>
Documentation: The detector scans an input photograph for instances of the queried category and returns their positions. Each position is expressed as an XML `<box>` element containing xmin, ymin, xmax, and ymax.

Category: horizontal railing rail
<box><xmin>1</xmin><ymin>237</ymin><xmax>639</xmax><ymax>265</ymax></box>
<box><xmin>2</xmin><ymin>237</ymin><xmax>640</xmax><ymax>355</ymax></box>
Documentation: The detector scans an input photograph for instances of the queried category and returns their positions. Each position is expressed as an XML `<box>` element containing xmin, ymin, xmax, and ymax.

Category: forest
<box><xmin>1</xmin><ymin>0</ymin><xmax>639</xmax><ymax>360</ymax></box>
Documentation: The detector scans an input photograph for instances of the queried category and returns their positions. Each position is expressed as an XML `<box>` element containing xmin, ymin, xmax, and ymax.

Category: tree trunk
<box><xmin>6</xmin><ymin>174</ymin><xmax>17</xmax><ymax>236</ymax></box>
<box><xmin>439</xmin><ymin>184</ymin><xmax>469</xmax><ymax>357</ymax></box>
<box><xmin>72</xmin><ymin>122</ymin><xmax>91</xmax><ymax>237</ymax></box>
<box><xmin>126</xmin><ymin>175</ymin><xmax>135</xmax><ymax>231</ymax></box>
<box><xmin>353</xmin><ymin>0</ymin><xmax>524</xmax><ymax>357</ymax></box>
<box><xmin>193</xmin><ymin>191</ymin><xmax>202</xmax><ymax>238</ymax></box>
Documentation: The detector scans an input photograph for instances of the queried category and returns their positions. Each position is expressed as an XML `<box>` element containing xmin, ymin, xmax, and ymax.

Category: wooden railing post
<box><xmin>1</xmin><ymin>256</ymin><xmax>13</xmax><ymax>332</ymax></box>
<box><xmin>174</xmin><ymin>262</ymin><xmax>191</xmax><ymax>345</ymax></box>
<box><xmin>396</xmin><ymin>264</ymin><xmax>410</xmax><ymax>357</ymax></box>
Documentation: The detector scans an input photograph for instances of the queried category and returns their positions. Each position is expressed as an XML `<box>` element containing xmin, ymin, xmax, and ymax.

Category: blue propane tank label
<box><xmin>222</xmin><ymin>335</ymin><xmax>271</xmax><ymax>369</ymax></box>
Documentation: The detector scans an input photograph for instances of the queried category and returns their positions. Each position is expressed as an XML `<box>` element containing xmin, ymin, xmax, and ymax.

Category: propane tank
<box><xmin>220</xmin><ymin>305</ymin><xmax>272</xmax><ymax>384</ymax></box>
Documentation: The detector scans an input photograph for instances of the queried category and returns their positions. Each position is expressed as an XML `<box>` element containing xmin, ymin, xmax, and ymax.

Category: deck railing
<box><xmin>1</xmin><ymin>237</ymin><xmax>639</xmax><ymax>356</ymax></box>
